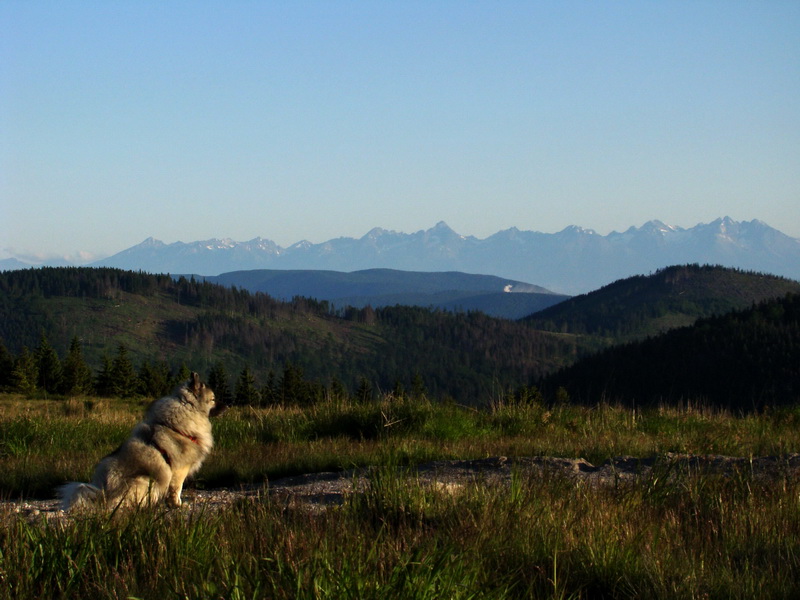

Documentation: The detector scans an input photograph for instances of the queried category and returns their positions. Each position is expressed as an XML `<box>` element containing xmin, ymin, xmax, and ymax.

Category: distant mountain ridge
<box><xmin>6</xmin><ymin>218</ymin><xmax>800</xmax><ymax>294</ymax></box>
<box><xmin>196</xmin><ymin>268</ymin><xmax>569</xmax><ymax>319</ymax></box>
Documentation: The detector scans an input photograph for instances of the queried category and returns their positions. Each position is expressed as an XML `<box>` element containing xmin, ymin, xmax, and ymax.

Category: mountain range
<box><xmin>4</xmin><ymin>218</ymin><xmax>799</xmax><ymax>294</ymax></box>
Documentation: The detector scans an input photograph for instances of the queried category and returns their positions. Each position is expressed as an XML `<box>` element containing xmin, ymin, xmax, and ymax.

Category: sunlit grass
<box><xmin>2</xmin><ymin>394</ymin><xmax>800</xmax><ymax>598</ymax></box>
<box><xmin>2</xmin><ymin>394</ymin><xmax>800</xmax><ymax>497</ymax></box>
<box><xmin>3</xmin><ymin>465</ymin><xmax>799</xmax><ymax>599</ymax></box>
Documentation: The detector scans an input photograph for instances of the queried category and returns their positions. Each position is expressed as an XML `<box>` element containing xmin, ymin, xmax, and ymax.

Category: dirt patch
<box><xmin>5</xmin><ymin>454</ymin><xmax>800</xmax><ymax>522</ymax></box>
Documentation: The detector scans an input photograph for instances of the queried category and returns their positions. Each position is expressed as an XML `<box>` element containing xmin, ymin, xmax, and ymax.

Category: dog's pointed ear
<box><xmin>190</xmin><ymin>371</ymin><xmax>202</xmax><ymax>396</ymax></box>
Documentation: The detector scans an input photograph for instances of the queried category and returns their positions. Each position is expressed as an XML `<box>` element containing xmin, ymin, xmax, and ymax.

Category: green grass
<box><xmin>2</xmin><ymin>394</ymin><xmax>800</xmax><ymax>598</ymax></box>
<box><xmin>2</xmin><ymin>466</ymin><xmax>800</xmax><ymax>599</ymax></box>
<box><xmin>2</xmin><ymin>394</ymin><xmax>800</xmax><ymax>497</ymax></box>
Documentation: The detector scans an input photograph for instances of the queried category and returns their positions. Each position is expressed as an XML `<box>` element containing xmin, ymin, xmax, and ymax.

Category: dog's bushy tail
<box><xmin>58</xmin><ymin>482</ymin><xmax>102</xmax><ymax>511</ymax></box>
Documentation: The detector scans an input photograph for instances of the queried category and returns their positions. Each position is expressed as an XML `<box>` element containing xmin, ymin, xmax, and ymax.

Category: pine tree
<box><xmin>95</xmin><ymin>355</ymin><xmax>114</xmax><ymax>397</ymax></box>
<box><xmin>172</xmin><ymin>363</ymin><xmax>191</xmax><ymax>388</ymax></box>
<box><xmin>207</xmin><ymin>362</ymin><xmax>232</xmax><ymax>406</ymax></box>
<box><xmin>0</xmin><ymin>338</ymin><xmax>15</xmax><ymax>390</ymax></box>
<box><xmin>137</xmin><ymin>359</ymin><xmax>171</xmax><ymax>398</ymax></box>
<box><xmin>260</xmin><ymin>369</ymin><xmax>278</xmax><ymax>407</ymax></box>
<box><xmin>355</xmin><ymin>376</ymin><xmax>373</xmax><ymax>404</ymax></box>
<box><xmin>234</xmin><ymin>365</ymin><xmax>260</xmax><ymax>405</ymax></box>
<box><xmin>35</xmin><ymin>332</ymin><xmax>62</xmax><ymax>395</ymax></box>
<box><xmin>60</xmin><ymin>336</ymin><xmax>94</xmax><ymax>396</ymax></box>
<box><xmin>110</xmin><ymin>344</ymin><xmax>138</xmax><ymax>398</ymax></box>
<box><xmin>280</xmin><ymin>363</ymin><xmax>306</xmax><ymax>405</ymax></box>
<box><xmin>11</xmin><ymin>346</ymin><xmax>38</xmax><ymax>396</ymax></box>
<box><xmin>328</xmin><ymin>376</ymin><xmax>348</xmax><ymax>403</ymax></box>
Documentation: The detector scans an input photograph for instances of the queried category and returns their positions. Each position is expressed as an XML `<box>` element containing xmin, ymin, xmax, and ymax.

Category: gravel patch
<box><xmin>5</xmin><ymin>454</ymin><xmax>800</xmax><ymax>522</ymax></box>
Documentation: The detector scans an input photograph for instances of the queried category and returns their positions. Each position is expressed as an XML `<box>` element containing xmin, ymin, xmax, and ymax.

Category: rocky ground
<box><xmin>5</xmin><ymin>454</ymin><xmax>800</xmax><ymax>522</ymax></box>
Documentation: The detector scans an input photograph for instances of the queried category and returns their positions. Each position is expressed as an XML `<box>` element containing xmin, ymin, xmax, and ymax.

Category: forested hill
<box><xmin>540</xmin><ymin>292</ymin><xmax>800</xmax><ymax>410</ymax></box>
<box><xmin>523</xmin><ymin>265</ymin><xmax>800</xmax><ymax>340</ymax></box>
<box><xmin>0</xmin><ymin>267</ymin><xmax>577</xmax><ymax>403</ymax></box>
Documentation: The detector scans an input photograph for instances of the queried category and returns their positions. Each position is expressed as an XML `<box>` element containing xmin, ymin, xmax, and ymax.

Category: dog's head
<box><xmin>187</xmin><ymin>371</ymin><xmax>227</xmax><ymax>417</ymax></box>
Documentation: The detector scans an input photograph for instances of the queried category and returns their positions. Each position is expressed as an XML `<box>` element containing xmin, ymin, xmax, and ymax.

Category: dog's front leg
<box><xmin>167</xmin><ymin>467</ymin><xmax>191</xmax><ymax>507</ymax></box>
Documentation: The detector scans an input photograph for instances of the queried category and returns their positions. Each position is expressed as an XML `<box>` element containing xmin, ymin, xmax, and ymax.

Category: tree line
<box><xmin>0</xmin><ymin>332</ymin><xmax>400</xmax><ymax>407</ymax></box>
<box><xmin>0</xmin><ymin>267</ymin><xmax>577</xmax><ymax>404</ymax></box>
<box><xmin>3</xmin><ymin>267</ymin><xmax>798</xmax><ymax>410</ymax></box>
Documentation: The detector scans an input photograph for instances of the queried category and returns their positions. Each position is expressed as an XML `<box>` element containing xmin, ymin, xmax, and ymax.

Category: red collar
<box><xmin>174</xmin><ymin>428</ymin><xmax>201</xmax><ymax>445</ymax></box>
<box><xmin>158</xmin><ymin>422</ymin><xmax>201</xmax><ymax>446</ymax></box>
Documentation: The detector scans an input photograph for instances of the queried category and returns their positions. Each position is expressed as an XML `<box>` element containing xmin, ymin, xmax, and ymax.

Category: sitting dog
<box><xmin>60</xmin><ymin>372</ymin><xmax>222</xmax><ymax>510</ymax></box>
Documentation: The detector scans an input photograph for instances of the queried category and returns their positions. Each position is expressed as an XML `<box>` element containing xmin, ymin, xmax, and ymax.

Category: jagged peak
<box><xmin>244</xmin><ymin>236</ymin><xmax>278</xmax><ymax>245</ymax></box>
<box><xmin>639</xmin><ymin>220</ymin><xmax>680</xmax><ymax>235</ymax></box>
<box><xmin>430</xmin><ymin>221</ymin><xmax>457</xmax><ymax>234</ymax></box>
<box><xmin>703</xmin><ymin>216</ymin><xmax>736</xmax><ymax>229</ymax></box>
<box><xmin>189</xmin><ymin>238</ymin><xmax>237</xmax><ymax>250</ymax></box>
<box><xmin>490</xmin><ymin>226</ymin><xmax>523</xmax><ymax>239</ymax></box>
<box><xmin>362</xmin><ymin>226</ymin><xmax>392</xmax><ymax>240</ymax></box>
<box><xmin>558</xmin><ymin>225</ymin><xmax>597</xmax><ymax>235</ymax></box>
<box><xmin>137</xmin><ymin>237</ymin><xmax>166</xmax><ymax>247</ymax></box>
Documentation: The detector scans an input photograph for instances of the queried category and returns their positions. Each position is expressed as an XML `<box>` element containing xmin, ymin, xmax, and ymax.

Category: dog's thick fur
<box><xmin>59</xmin><ymin>372</ymin><xmax>221</xmax><ymax>511</ymax></box>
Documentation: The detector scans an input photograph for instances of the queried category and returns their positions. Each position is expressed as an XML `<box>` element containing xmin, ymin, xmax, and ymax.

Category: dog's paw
<box><xmin>166</xmin><ymin>496</ymin><xmax>183</xmax><ymax>508</ymax></box>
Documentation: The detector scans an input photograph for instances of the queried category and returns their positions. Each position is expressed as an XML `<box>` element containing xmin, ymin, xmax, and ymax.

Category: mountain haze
<box><xmin>5</xmin><ymin>218</ymin><xmax>799</xmax><ymax>295</ymax></box>
<box><xmin>197</xmin><ymin>269</ymin><xmax>568</xmax><ymax>319</ymax></box>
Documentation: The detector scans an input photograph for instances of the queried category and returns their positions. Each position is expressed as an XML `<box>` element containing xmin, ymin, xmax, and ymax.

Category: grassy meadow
<box><xmin>2</xmin><ymin>393</ymin><xmax>800</xmax><ymax>598</ymax></box>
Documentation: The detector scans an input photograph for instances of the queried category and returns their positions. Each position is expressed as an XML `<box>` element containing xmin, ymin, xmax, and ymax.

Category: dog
<box><xmin>59</xmin><ymin>372</ymin><xmax>223</xmax><ymax>511</ymax></box>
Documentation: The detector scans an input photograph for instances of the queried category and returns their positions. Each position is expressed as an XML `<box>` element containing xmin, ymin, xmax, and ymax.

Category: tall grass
<box><xmin>2</xmin><ymin>465</ymin><xmax>799</xmax><ymax>599</ymax></box>
<box><xmin>2</xmin><ymin>394</ymin><xmax>800</xmax><ymax>598</ymax></box>
<box><xmin>2</xmin><ymin>394</ymin><xmax>800</xmax><ymax>497</ymax></box>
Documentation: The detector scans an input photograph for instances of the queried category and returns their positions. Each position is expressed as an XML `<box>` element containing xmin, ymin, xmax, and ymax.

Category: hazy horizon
<box><xmin>3</xmin><ymin>2</ymin><xmax>798</xmax><ymax>261</ymax></box>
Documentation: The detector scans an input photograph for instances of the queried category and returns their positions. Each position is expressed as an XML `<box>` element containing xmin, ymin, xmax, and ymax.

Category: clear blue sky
<box><xmin>2</xmin><ymin>1</ymin><xmax>799</xmax><ymax>262</ymax></box>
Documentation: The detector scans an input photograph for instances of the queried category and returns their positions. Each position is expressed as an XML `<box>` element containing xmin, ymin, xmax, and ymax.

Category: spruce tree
<box><xmin>35</xmin><ymin>332</ymin><xmax>62</xmax><ymax>395</ymax></box>
<box><xmin>60</xmin><ymin>336</ymin><xmax>94</xmax><ymax>396</ymax></box>
<box><xmin>11</xmin><ymin>347</ymin><xmax>38</xmax><ymax>396</ymax></box>
<box><xmin>95</xmin><ymin>355</ymin><xmax>114</xmax><ymax>398</ymax></box>
<box><xmin>355</xmin><ymin>376</ymin><xmax>373</xmax><ymax>404</ymax></box>
<box><xmin>280</xmin><ymin>363</ymin><xmax>306</xmax><ymax>405</ymax></box>
<box><xmin>261</xmin><ymin>370</ymin><xmax>278</xmax><ymax>407</ymax></box>
<box><xmin>234</xmin><ymin>365</ymin><xmax>260</xmax><ymax>405</ymax></box>
<box><xmin>137</xmin><ymin>359</ymin><xmax>171</xmax><ymax>398</ymax></box>
<box><xmin>328</xmin><ymin>376</ymin><xmax>348</xmax><ymax>403</ymax></box>
<box><xmin>172</xmin><ymin>363</ymin><xmax>191</xmax><ymax>388</ymax></box>
<box><xmin>0</xmin><ymin>338</ymin><xmax>14</xmax><ymax>390</ymax></box>
<box><xmin>207</xmin><ymin>362</ymin><xmax>232</xmax><ymax>406</ymax></box>
<box><xmin>110</xmin><ymin>344</ymin><xmax>137</xmax><ymax>398</ymax></box>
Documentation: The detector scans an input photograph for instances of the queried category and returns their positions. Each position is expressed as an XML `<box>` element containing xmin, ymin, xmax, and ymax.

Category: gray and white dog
<box><xmin>59</xmin><ymin>372</ymin><xmax>222</xmax><ymax>511</ymax></box>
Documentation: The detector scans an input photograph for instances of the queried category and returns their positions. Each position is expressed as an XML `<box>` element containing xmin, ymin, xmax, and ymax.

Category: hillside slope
<box><xmin>523</xmin><ymin>264</ymin><xmax>800</xmax><ymax>340</ymax></box>
<box><xmin>540</xmin><ymin>292</ymin><xmax>800</xmax><ymax>410</ymax></box>
<box><xmin>0</xmin><ymin>268</ymin><xmax>575</xmax><ymax>403</ymax></box>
